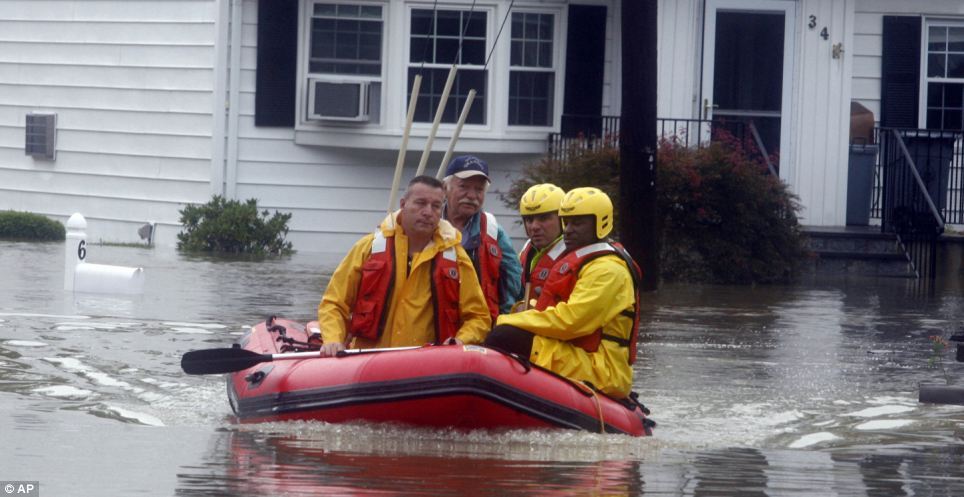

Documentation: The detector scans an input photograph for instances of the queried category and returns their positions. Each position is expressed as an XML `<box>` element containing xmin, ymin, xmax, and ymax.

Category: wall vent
<box><xmin>25</xmin><ymin>113</ymin><xmax>56</xmax><ymax>160</ymax></box>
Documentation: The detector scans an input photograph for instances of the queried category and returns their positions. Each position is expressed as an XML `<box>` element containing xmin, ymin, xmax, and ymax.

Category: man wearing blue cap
<box><xmin>442</xmin><ymin>155</ymin><xmax>522</xmax><ymax>322</ymax></box>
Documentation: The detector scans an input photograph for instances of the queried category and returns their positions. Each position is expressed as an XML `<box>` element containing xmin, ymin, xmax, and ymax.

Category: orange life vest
<box><xmin>534</xmin><ymin>242</ymin><xmax>643</xmax><ymax>363</ymax></box>
<box><xmin>519</xmin><ymin>237</ymin><xmax>567</xmax><ymax>302</ymax></box>
<box><xmin>349</xmin><ymin>232</ymin><xmax>462</xmax><ymax>344</ymax></box>
<box><xmin>474</xmin><ymin>212</ymin><xmax>503</xmax><ymax>321</ymax></box>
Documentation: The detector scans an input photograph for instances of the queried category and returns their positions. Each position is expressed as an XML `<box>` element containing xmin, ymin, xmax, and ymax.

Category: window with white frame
<box><xmin>306</xmin><ymin>3</ymin><xmax>384</xmax><ymax>122</ymax></box>
<box><xmin>509</xmin><ymin>12</ymin><xmax>555</xmax><ymax>127</ymax></box>
<box><xmin>925</xmin><ymin>21</ymin><xmax>964</xmax><ymax>131</ymax></box>
<box><xmin>408</xmin><ymin>8</ymin><xmax>487</xmax><ymax>125</ymax></box>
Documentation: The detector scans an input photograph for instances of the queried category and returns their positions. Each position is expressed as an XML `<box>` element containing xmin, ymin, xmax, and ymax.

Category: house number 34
<box><xmin>809</xmin><ymin>15</ymin><xmax>829</xmax><ymax>40</ymax></box>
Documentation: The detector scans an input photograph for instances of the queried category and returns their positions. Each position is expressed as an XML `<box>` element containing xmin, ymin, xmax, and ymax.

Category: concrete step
<box><xmin>803</xmin><ymin>226</ymin><xmax>914</xmax><ymax>277</ymax></box>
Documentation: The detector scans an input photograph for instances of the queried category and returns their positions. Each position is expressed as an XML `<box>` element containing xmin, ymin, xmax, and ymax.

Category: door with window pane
<box><xmin>701</xmin><ymin>0</ymin><xmax>794</xmax><ymax>171</ymax></box>
<box><xmin>561</xmin><ymin>5</ymin><xmax>606</xmax><ymax>137</ymax></box>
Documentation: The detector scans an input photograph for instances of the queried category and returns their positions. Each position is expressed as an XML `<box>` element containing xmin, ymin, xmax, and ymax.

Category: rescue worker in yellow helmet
<box><xmin>316</xmin><ymin>175</ymin><xmax>491</xmax><ymax>357</ymax></box>
<box><xmin>517</xmin><ymin>184</ymin><xmax>567</xmax><ymax>307</ymax></box>
<box><xmin>485</xmin><ymin>187</ymin><xmax>642</xmax><ymax>398</ymax></box>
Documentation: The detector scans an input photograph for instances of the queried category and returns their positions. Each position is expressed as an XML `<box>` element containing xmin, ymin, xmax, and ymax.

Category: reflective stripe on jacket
<box><xmin>350</xmin><ymin>231</ymin><xmax>462</xmax><ymax>344</ymax></box>
<box><xmin>476</xmin><ymin>212</ymin><xmax>503</xmax><ymax>322</ymax></box>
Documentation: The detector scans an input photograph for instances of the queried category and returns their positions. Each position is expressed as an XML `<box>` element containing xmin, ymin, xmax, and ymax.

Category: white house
<box><xmin>1</xmin><ymin>0</ymin><xmax>962</xmax><ymax>253</ymax></box>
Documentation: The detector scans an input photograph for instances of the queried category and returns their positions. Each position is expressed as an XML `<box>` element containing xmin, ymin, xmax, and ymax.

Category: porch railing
<box><xmin>548</xmin><ymin>115</ymin><xmax>774</xmax><ymax>173</ymax></box>
<box><xmin>873</xmin><ymin>128</ymin><xmax>952</xmax><ymax>279</ymax></box>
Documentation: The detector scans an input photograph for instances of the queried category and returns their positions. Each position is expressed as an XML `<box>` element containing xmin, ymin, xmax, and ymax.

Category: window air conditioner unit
<box><xmin>307</xmin><ymin>79</ymin><xmax>370</xmax><ymax>122</ymax></box>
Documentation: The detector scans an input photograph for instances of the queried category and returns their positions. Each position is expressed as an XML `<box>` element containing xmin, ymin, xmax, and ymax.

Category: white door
<box><xmin>702</xmin><ymin>0</ymin><xmax>794</xmax><ymax>174</ymax></box>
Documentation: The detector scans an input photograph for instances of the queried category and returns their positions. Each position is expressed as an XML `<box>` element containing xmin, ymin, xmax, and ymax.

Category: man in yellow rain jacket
<box><xmin>486</xmin><ymin>187</ymin><xmax>641</xmax><ymax>398</ymax></box>
<box><xmin>317</xmin><ymin>175</ymin><xmax>491</xmax><ymax>357</ymax></box>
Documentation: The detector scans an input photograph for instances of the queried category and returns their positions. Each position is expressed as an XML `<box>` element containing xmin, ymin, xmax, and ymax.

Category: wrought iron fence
<box><xmin>871</xmin><ymin>127</ymin><xmax>964</xmax><ymax>225</ymax></box>
<box><xmin>871</xmin><ymin>128</ymin><xmax>954</xmax><ymax>279</ymax></box>
<box><xmin>548</xmin><ymin>115</ymin><xmax>763</xmax><ymax>166</ymax></box>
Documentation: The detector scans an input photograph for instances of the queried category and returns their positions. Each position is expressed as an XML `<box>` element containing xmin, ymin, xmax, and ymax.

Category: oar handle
<box><xmin>269</xmin><ymin>350</ymin><xmax>324</xmax><ymax>361</ymax></box>
<box><xmin>336</xmin><ymin>345</ymin><xmax>423</xmax><ymax>357</ymax></box>
<box><xmin>181</xmin><ymin>345</ymin><xmax>429</xmax><ymax>375</ymax></box>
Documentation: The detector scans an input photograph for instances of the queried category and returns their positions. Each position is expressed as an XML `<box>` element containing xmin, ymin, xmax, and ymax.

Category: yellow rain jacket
<box><xmin>496</xmin><ymin>254</ymin><xmax>635</xmax><ymax>398</ymax></box>
<box><xmin>318</xmin><ymin>211</ymin><xmax>491</xmax><ymax>348</ymax></box>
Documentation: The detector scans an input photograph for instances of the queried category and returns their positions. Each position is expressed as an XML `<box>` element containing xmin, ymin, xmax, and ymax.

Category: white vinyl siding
<box><xmin>0</xmin><ymin>0</ymin><xmax>217</xmax><ymax>243</ymax></box>
<box><xmin>852</xmin><ymin>0</ymin><xmax>964</xmax><ymax>124</ymax></box>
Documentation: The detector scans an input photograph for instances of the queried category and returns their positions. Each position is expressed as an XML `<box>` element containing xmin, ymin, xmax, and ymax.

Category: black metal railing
<box><xmin>547</xmin><ymin>115</ymin><xmax>620</xmax><ymax>163</ymax></box>
<box><xmin>548</xmin><ymin>115</ymin><xmax>776</xmax><ymax>174</ymax></box>
<box><xmin>874</xmin><ymin>128</ymin><xmax>951</xmax><ymax>279</ymax></box>
<box><xmin>871</xmin><ymin>127</ymin><xmax>964</xmax><ymax>224</ymax></box>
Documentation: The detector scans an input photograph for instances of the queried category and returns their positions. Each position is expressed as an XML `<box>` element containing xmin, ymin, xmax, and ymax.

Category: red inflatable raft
<box><xmin>224</xmin><ymin>318</ymin><xmax>654</xmax><ymax>436</ymax></box>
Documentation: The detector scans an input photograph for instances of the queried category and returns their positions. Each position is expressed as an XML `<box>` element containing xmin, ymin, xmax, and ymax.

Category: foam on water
<box><xmin>168</xmin><ymin>327</ymin><xmax>215</xmax><ymax>335</ymax></box>
<box><xmin>855</xmin><ymin>419</ymin><xmax>914</xmax><ymax>430</ymax></box>
<box><xmin>54</xmin><ymin>325</ymin><xmax>97</xmax><ymax>331</ymax></box>
<box><xmin>53</xmin><ymin>321</ymin><xmax>132</xmax><ymax>331</ymax></box>
<box><xmin>33</xmin><ymin>385</ymin><xmax>95</xmax><ymax>399</ymax></box>
<box><xmin>5</xmin><ymin>340</ymin><xmax>47</xmax><ymax>347</ymax></box>
<box><xmin>865</xmin><ymin>395</ymin><xmax>916</xmax><ymax>406</ymax></box>
<box><xmin>101</xmin><ymin>405</ymin><xmax>165</xmax><ymax>426</ymax></box>
<box><xmin>163</xmin><ymin>321</ymin><xmax>226</xmax><ymax>329</ymax></box>
<box><xmin>42</xmin><ymin>357</ymin><xmax>136</xmax><ymax>390</ymax></box>
<box><xmin>844</xmin><ymin>405</ymin><xmax>915</xmax><ymax>418</ymax></box>
<box><xmin>237</xmin><ymin>420</ymin><xmax>657</xmax><ymax>462</ymax></box>
<box><xmin>0</xmin><ymin>312</ymin><xmax>90</xmax><ymax>319</ymax></box>
<box><xmin>150</xmin><ymin>382</ymin><xmax>234</xmax><ymax>426</ymax></box>
<box><xmin>788</xmin><ymin>432</ymin><xmax>840</xmax><ymax>448</ymax></box>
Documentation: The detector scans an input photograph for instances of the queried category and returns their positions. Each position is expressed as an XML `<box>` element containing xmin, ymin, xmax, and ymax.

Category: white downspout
<box><xmin>211</xmin><ymin>0</ymin><xmax>230</xmax><ymax>197</ymax></box>
<box><xmin>225</xmin><ymin>0</ymin><xmax>244</xmax><ymax>199</ymax></box>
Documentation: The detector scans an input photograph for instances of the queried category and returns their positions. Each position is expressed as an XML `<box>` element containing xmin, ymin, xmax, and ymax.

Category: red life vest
<box><xmin>534</xmin><ymin>242</ymin><xmax>643</xmax><ymax>363</ymax></box>
<box><xmin>349</xmin><ymin>231</ymin><xmax>462</xmax><ymax>344</ymax></box>
<box><xmin>475</xmin><ymin>212</ymin><xmax>503</xmax><ymax>321</ymax></box>
<box><xmin>519</xmin><ymin>237</ymin><xmax>567</xmax><ymax>302</ymax></box>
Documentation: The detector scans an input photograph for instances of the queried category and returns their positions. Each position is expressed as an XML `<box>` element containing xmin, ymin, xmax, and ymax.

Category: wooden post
<box><xmin>619</xmin><ymin>0</ymin><xmax>659</xmax><ymax>291</ymax></box>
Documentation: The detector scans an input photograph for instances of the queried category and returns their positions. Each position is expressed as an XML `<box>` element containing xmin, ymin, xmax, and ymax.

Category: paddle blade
<box><xmin>181</xmin><ymin>348</ymin><xmax>272</xmax><ymax>375</ymax></box>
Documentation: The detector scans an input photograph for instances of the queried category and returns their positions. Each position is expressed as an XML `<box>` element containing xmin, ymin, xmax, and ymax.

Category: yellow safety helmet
<box><xmin>559</xmin><ymin>187</ymin><xmax>613</xmax><ymax>239</ymax></box>
<box><xmin>519</xmin><ymin>183</ymin><xmax>565</xmax><ymax>216</ymax></box>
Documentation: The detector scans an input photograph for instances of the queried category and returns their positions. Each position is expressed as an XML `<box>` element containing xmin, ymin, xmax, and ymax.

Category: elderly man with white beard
<box><xmin>441</xmin><ymin>155</ymin><xmax>522</xmax><ymax>323</ymax></box>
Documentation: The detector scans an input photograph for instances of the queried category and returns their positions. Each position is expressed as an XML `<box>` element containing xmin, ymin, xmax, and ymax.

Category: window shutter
<box><xmin>880</xmin><ymin>16</ymin><xmax>922</xmax><ymax>128</ymax></box>
<box><xmin>255</xmin><ymin>0</ymin><xmax>298</xmax><ymax>127</ymax></box>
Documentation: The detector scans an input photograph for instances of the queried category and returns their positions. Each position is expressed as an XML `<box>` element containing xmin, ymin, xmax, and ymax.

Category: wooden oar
<box><xmin>181</xmin><ymin>345</ymin><xmax>423</xmax><ymax>375</ymax></box>
<box><xmin>387</xmin><ymin>74</ymin><xmax>422</xmax><ymax>215</ymax></box>
<box><xmin>436</xmin><ymin>89</ymin><xmax>476</xmax><ymax>179</ymax></box>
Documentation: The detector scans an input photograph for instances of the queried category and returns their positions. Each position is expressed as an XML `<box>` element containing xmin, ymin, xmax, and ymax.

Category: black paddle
<box><xmin>180</xmin><ymin>346</ymin><xmax>423</xmax><ymax>375</ymax></box>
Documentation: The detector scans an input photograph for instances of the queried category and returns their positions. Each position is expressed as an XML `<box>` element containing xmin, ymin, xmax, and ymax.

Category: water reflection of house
<box><xmin>2</xmin><ymin>1</ymin><xmax>962</xmax><ymax>261</ymax></box>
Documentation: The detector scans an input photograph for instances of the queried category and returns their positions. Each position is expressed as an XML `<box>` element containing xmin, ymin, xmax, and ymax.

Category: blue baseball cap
<box><xmin>445</xmin><ymin>155</ymin><xmax>489</xmax><ymax>181</ymax></box>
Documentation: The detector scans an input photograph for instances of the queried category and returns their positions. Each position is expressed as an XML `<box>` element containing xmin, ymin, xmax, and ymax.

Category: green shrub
<box><xmin>0</xmin><ymin>211</ymin><xmax>65</xmax><ymax>241</ymax></box>
<box><xmin>177</xmin><ymin>196</ymin><xmax>294</xmax><ymax>255</ymax></box>
<box><xmin>503</xmin><ymin>138</ymin><xmax>807</xmax><ymax>284</ymax></box>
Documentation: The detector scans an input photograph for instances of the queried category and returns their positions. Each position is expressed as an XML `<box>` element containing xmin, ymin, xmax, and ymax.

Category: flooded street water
<box><xmin>2</xmin><ymin>240</ymin><xmax>964</xmax><ymax>496</ymax></box>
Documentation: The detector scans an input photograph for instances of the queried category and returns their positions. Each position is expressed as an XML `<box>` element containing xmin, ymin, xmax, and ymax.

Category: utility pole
<box><xmin>619</xmin><ymin>0</ymin><xmax>659</xmax><ymax>291</ymax></box>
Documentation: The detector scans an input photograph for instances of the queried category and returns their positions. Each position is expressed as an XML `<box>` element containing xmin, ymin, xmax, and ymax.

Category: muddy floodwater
<box><xmin>1</xmin><ymin>240</ymin><xmax>963</xmax><ymax>496</ymax></box>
